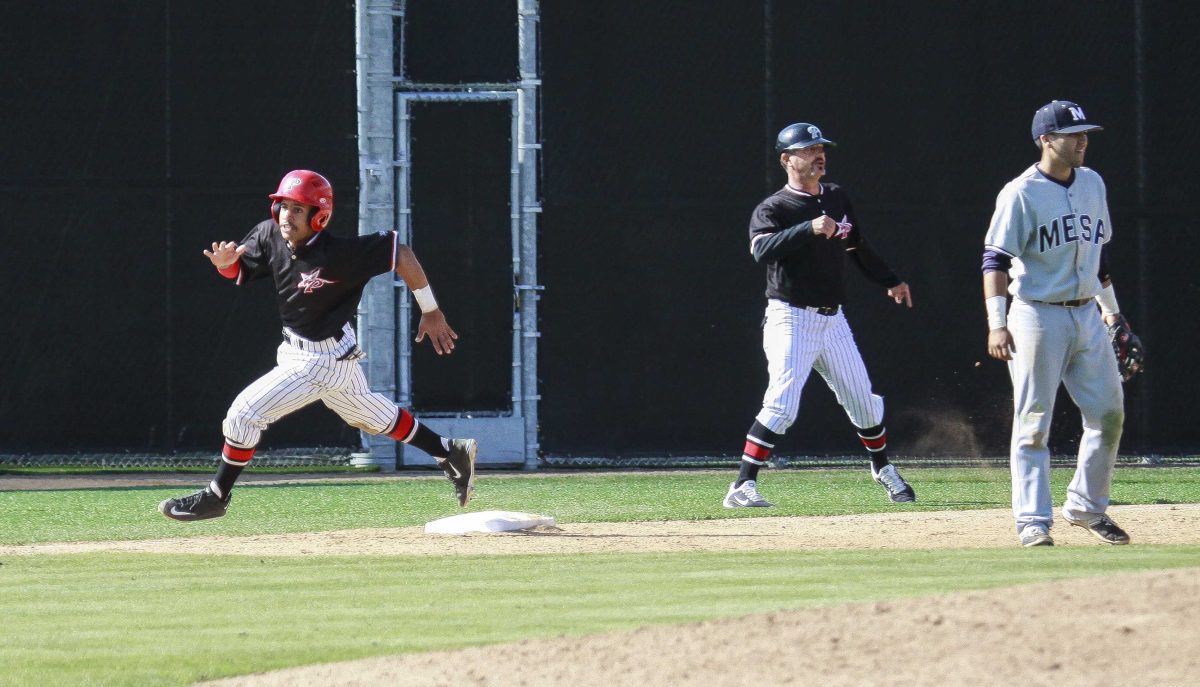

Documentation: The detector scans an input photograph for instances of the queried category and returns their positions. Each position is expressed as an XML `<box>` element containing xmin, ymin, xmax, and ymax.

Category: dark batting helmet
<box><xmin>269</xmin><ymin>170</ymin><xmax>334</xmax><ymax>232</ymax></box>
<box><xmin>775</xmin><ymin>123</ymin><xmax>837</xmax><ymax>153</ymax></box>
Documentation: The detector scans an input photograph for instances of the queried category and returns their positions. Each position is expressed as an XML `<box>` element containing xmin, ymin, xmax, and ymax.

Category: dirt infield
<box><xmin>189</xmin><ymin>505</ymin><xmax>1200</xmax><ymax>686</ymax></box>
<box><xmin>2</xmin><ymin>502</ymin><xmax>1197</xmax><ymax>557</ymax></box>
<box><xmin>6</xmin><ymin>475</ymin><xmax>1198</xmax><ymax>686</ymax></box>
<box><xmin>199</xmin><ymin>567</ymin><xmax>1200</xmax><ymax>687</ymax></box>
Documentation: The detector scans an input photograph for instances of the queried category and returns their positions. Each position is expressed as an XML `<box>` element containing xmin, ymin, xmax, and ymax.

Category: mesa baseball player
<box><xmin>724</xmin><ymin>123</ymin><xmax>916</xmax><ymax>508</ymax></box>
<box><xmin>983</xmin><ymin>101</ymin><xmax>1140</xmax><ymax>547</ymax></box>
<box><xmin>159</xmin><ymin>170</ymin><xmax>476</xmax><ymax>521</ymax></box>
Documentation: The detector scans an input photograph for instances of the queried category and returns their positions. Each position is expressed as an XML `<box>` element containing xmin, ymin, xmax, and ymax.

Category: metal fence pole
<box><xmin>518</xmin><ymin>0</ymin><xmax>542</xmax><ymax>469</ymax></box>
<box><xmin>355</xmin><ymin>0</ymin><xmax>400</xmax><ymax>470</ymax></box>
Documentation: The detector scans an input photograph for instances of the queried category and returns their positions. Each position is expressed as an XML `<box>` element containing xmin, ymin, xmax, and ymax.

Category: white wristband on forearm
<box><xmin>985</xmin><ymin>295</ymin><xmax>1008</xmax><ymax>330</ymax></box>
<box><xmin>412</xmin><ymin>285</ymin><xmax>438</xmax><ymax>313</ymax></box>
<box><xmin>1094</xmin><ymin>284</ymin><xmax>1120</xmax><ymax>316</ymax></box>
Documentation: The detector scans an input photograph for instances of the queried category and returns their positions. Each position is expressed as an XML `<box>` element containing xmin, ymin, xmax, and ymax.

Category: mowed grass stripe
<box><xmin>3</xmin><ymin>467</ymin><xmax>1199</xmax><ymax>545</ymax></box>
<box><xmin>2</xmin><ymin>547</ymin><xmax>1197</xmax><ymax>687</ymax></box>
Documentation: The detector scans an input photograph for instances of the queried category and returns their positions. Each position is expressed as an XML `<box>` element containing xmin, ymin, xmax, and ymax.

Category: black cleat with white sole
<box><xmin>439</xmin><ymin>438</ymin><xmax>477</xmax><ymax>507</ymax></box>
<box><xmin>1065</xmin><ymin>513</ymin><xmax>1130</xmax><ymax>545</ymax></box>
<box><xmin>159</xmin><ymin>486</ymin><xmax>230</xmax><ymax>521</ymax></box>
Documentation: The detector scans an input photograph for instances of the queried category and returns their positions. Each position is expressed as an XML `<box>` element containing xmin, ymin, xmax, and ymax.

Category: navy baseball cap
<box><xmin>1031</xmin><ymin>100</ymin><xmax>1103</xmax><ymax>140</ymax></box>
<box><xmin>775</xmin><ymin>123</ymin><xmax>837</xmax><ymax>153</ymax></box>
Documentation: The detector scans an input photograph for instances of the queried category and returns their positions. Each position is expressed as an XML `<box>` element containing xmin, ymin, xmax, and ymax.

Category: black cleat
<box><xmin>438</xmin><ymin>439</ymin><xmax>477</xmax><ymax>507</ymax></box>
<box><xmin>159</xmin><ymin>487</ymin><xmax>230</xmax><ymax>521</ymax></box>
<box><xmin>872</xmin><ymin>464</ymin><xmax>916</xmax><ymax>503</ymax></box>
<box><xmin>1066</xmin><ymin>513</ymin><xmax>1130</xmax><ymax>545</ymax></box>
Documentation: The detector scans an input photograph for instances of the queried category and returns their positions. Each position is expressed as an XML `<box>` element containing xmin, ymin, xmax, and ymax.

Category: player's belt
<box><xmin>802</xmin><ymin>305</ymin><xmax>840</xmax><ymax>316</ymax></box>
<box><xmin>282</xmin><ymin>328</ymin><xmax>345</xmax><ymax>351</ymax></box>
<box><xmin>1040</xmin><ymin>299</ymin><xmax>1092</xmax><ymax>307</ymax></box>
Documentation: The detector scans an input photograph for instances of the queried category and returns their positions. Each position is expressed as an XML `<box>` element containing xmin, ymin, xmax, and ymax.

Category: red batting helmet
<box><xmin>269</xmin><ymin>170</ymin><xmax>334</xmax><ymax>232</ymax></box>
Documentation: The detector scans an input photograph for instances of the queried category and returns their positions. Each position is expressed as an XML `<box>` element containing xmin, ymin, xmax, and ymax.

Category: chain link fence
<box><xmin>0</xmin><ymin>448</ymin><xmax>357</xmax><ymax>470</ymax></box>
<box><xmin>540</xmin><ymin>454</ymin><xmax>1199</xmax><ymax>470</ymax></box>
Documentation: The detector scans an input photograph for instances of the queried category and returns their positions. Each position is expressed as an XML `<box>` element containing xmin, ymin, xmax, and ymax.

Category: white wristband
<box><xmin>1094</xmin><ymin>284</ymin><xmax>1120</xmax><ymax>316</ymax></box>
<box><xmin>985</xmin><ymin>295</ymin><xmax>1008</xmax><ymax>330</ymax></box>
<box><xmin>412</xmin><ymin>285</ymin><xmax>438</xmax><ymax>313</ymax></box>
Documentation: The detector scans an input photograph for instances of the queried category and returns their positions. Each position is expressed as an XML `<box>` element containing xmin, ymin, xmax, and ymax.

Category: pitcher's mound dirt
<box><xmin>201</xmin><ymin>567</ymin><xmax>1199</xmax><ymax>687</ymax></box>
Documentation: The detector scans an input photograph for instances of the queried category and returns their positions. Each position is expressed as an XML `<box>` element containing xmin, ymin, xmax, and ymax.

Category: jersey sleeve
<box><xmin>748</xmin><ymin>201</ymin><xmax>817</xmax><ymax>262</ymax></box>
<box><xmin>842</xmin><ymin>199</ymin><xmax>901</xmax><ymax>287</ymax></box>
<box><xmin>1096</xmin><ymin>173</ymin><xmax>1113</xmax><ymax>246</ymax></box>
<box><xmin>233</xmin><ymin>221</ymin><xmax>275</xmax><ymax>284</ymax></box>
<box><xmin>983</xmin><ymin>183</ymin><xmax>1028</xmax><ymax>258</ymax></box>
<box><xmin>356</xmin><ymin>230</ymin><xmax>399</xmax><ymax>278</ymax></box>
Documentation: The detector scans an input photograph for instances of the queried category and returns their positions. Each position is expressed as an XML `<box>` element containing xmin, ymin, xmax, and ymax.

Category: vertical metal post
<box><xmin>395</xmin><ymin>95</ymin><xmax>414</xmax><ymax>419</ymax></box>
<box><xmin>355</xmin><ymin>0</ymin><xmax>399</xmax><ymax>470</ymax></box>
<box><xmin>517</xmin><ymin>0</ymin><xmax>542</xmax><ymax>469</ymax></box>
<box><xmin>509</xmin><ymin>98</ymin><xmax>524</xmax><ymax>421</ymax></box>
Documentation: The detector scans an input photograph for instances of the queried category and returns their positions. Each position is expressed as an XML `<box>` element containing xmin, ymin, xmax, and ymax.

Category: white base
<box><xmin>424</xmin><ymin>510</ymin><xmax>556</xmax><ymax>535</ymax></box>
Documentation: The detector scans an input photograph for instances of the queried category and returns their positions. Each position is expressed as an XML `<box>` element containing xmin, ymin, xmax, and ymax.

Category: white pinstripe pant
<box><xmin>222</xmin><ymin>323</ymin><xmax>401</xmax><ymax>448</ymax></box>
<box><xmin>755</xmin><ymin>299</ymin><xmax>884</xmax><ymax>434</ymax></box>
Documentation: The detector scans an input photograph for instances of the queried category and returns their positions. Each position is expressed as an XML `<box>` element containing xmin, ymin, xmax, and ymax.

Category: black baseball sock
<box><xmin>211</xmin><ymin>442</ymin><xmax>254</xmax><ymax>499</ymax></box>
<box><xmin>212</xmin><ymin>462</ymin><xmax>244</xmax><ymax>499</ymax></box>
<box><xmin>408</xmin><ymin>422</ymin><xmax>451</xmax><ymax>459</ymax></box>
<box><xmin>737</xmin><ymin>421</ymin><xmax>783</xmax><ymax>487</ymax></box>
<box><xmin>857</xmin><ymin>424</ymin><xmax>889</xmax><ymax>473</ymax></box>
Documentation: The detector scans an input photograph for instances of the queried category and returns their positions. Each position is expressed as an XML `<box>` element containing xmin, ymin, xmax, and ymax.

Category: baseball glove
<box><xmin>1107</xmin><ymin>315</ymin><xmax>1145</xmax><ymax>382</ymax></box>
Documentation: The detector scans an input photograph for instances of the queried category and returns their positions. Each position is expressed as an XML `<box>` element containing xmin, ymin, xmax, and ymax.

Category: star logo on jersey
<box><xmin>835</xmin><ymin>214</ymin><xmax>853</xmax><ymax>239</ymax></box>
<box><xmin>297</xmin><ymin>268</ymin><xmax>338</xmax><ymax>294</ymax></box>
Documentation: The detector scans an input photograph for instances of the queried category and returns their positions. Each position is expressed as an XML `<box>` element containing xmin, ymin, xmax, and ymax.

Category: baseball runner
<box><xmin>724</xmin><ymin>123</ymin><xmax>916</xmax><ymax>508</ymax></box>
<box><xmin>159</xmin><ymin>170</ymin><xmax>476</xmax><ymax>521</ymax></box>
<box><xmin>983</xmin><ymin>101</ymin><xmax>1138</xmax><ymax>547</ymax></box>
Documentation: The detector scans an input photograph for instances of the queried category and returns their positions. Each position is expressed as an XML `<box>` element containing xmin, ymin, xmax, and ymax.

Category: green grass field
<box><xmin>2</xmin><ymin>467</ymin><xmax>1198</xmax><ymax>686</ymax></box>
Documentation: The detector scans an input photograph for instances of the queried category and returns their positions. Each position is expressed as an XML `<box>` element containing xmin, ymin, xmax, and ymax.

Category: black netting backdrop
<box><xmin>537</xmin><ymin>0</ymin><xmax>1200</xmax><ymax>460</ymax></box>
<box><xmin>0</xmin><ymin>2</ymin><xmax>359</xmax><ymax>457</ymax></box>
<box><xmin>1</xmin><ymin>1</ymin><xmax>1198</xmax><ymax>465</ymax></box>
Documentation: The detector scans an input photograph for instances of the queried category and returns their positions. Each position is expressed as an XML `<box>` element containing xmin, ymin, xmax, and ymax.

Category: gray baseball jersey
<box><xmin>984</xmin><ymin>165</ymin><xmax>1110</xmax><ymax>303</ymax></box>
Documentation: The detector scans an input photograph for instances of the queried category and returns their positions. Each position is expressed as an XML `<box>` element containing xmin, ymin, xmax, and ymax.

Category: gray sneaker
<box><xmin>1064</xmin><ymin>513</ymin><xmax>1130</xmax><ymax>545</ymax></box>
<box><xmin>872</xmin><ymin>464</ymin><xmax>916</xmax><ymax>503</ymax></box>
<box><xmin>723</xmin><ymin>480</ymin><xmax>774</xmax><ymax>508</ymax></box>
<box><xmin>438</xmin><ymin>438</ymin><xmax>477</xmax><ymax>507</ymax></box>
<box><xmin>1019</xmin><ymin>523</ymin><xmax>1054</xmax><ymax>547</ymax></box>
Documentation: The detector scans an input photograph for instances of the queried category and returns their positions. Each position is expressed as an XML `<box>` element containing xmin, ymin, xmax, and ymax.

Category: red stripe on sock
<box><xmin>860</xmin><ymin>434</ymin><xmax>887</xmax><ymax>451</ymax></box>
<box><xmin>223</xmin><ymin>443</ymin><xmax>255</xmax><ymax>463</ymax></box>
<box><xmin>387</xmin><ymin>410</ymin><xmax>417</xmax><ymax>443</ymax></box>
<box><xmin>743</xmin><ymin>440</ymin><xmax>771</xmax><ymax>462</ymax></box>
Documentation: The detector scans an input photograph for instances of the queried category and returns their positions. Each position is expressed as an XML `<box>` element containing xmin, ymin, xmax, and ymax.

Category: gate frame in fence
<box><xmin>355</xmin><ymin>0</ymin><xmax>542</xmax><ymax>471</ymax></box>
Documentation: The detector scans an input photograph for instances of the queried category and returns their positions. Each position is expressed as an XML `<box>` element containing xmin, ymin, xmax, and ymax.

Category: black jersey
<box><xmin>748</xmin><ymin>183</ymin><xmax>900</xmax><ymax>307</ymax></box>
<box><xmin>235</xmin><ymin>220</ymin><xmax>398</xmax><ymax>341</ymax></box>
